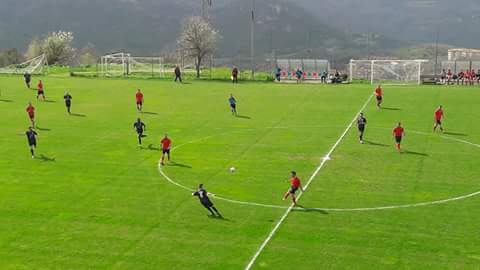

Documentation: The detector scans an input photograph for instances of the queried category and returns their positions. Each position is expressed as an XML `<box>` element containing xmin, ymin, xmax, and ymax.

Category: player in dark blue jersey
<box><xmin>64</xmin><ymin>92</ymin><xmax>72</xmax><ymax>114</ymax></box>
<box><xmin>357</xmin><ymin>113</ymin><xmax>367</xmax><ymax>144</ymax></box>
<box><xmin>133</xmin><ymin>118</ymin><xmax>146</xmax><ymax>146</ymax></box>
<box><xmin>25</xmin><ymin>127</ymin><xmax>38</xmax><ymax>158</ymax></box>
<box><xmin>229</xmin><ymin>94</ymin><xmax>237</xmax><ymax>116</ymax></box>
<box><xmin>192</xmin><ymin>184</ymin><xmax>221</xmax><ymax>217</ymax></box>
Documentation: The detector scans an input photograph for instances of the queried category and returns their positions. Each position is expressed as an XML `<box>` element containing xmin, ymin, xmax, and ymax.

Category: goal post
<box><xmin>0</xmin><ymin>54</ymin><xmax>48</xmax><ymax>75</ymax></box>
<box><xmin>350</xmin><ymin>59</ymin><xmax>428</xmax><ymax>85</ymax></box>
<box><xmin>100</xmin><ymin>53</ymin><xmax>164</xmax><ymax>77</ymax></box>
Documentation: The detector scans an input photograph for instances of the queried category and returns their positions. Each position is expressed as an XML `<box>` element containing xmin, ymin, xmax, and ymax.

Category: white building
<box><xmin>448</xmin><ymin>48</ymin><xmax>480</xmax><ymax>61</ymax></box>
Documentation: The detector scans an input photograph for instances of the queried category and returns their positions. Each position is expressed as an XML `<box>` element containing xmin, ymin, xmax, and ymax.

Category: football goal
<box><xmin>101</xmin><ymin>53</ymin><xmax>165</xmax><ymax>77</ymax></box>
<box><xmin>0</xmin><ymin>54</ymin><xmax>48</xmax><ymax>75</ymax></box>
<box><xmin>349</xmin><ymin>59</ymin><xmax>428</xmax><ymax>85</ymax></box>
<box><xmin>276</xmin><ymin>59</ymin><xmax>329</xmax><ymax>80</ymax></box>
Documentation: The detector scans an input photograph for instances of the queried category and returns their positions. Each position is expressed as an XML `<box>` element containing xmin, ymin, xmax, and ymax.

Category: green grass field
<box><xmin>1</xmin><ymin>76</ymin><xmax>480</xmax><ymax>270</ymax></box>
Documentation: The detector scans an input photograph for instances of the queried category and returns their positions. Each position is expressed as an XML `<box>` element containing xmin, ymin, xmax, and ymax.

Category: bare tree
<box><xmin>177</xmin><ymin>16</ymin><xmax>219</xmax><ymax>78</ymax></box>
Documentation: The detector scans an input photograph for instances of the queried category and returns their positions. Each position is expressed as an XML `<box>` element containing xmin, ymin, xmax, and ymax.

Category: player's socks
<box><xmin>30</xmin><ymin>149</ymin><xmax>34</xmax><ymax>157</ymax></box>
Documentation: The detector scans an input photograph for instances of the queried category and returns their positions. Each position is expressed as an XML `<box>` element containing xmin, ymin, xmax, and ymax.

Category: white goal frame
<box><xmin>100</xmin><ymin>53</ymin><xmax>165</xmax><ymax>77</ymax></box>
<box><xmin>0</xmin><ymin>54</ymin><xmax>48</xmax><ymax>75</ymax></box>
<box><xmin>349</xmin><ymin>59</ymin><xmax>428</xmax><ymax>85</ymax></box>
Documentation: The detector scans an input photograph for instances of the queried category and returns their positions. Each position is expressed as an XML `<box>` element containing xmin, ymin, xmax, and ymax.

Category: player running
<box><xmin>229</xmin><ymin>94</ymin><xmax>237</xmax><ymax>116</ymax></box>
<box><xmin>26</xmin><ymin>127</ymin><xmax>38</xmax><ymax>158</ymax></box>
<box><xmin>357</xmin><ymin>112</ymin><xmax>367</xmax><ymax>144</ymax></box>
<box><xmin>433</xmin><ymin>105</ymin><xmax>444</xmax><ymax>132</ymax></box>
<box><xmin>133</xmin><ymin>118</ymin><xmax>146</xmax><ymax>146</ymax></box>
<box><xmin>283</xmin><ymin>171</ymin><xmax>304</xmax><ymax>205</ymax></box>
<box><xmin>64</xmin><ymin>92</ymin><xmax>72</xmax><ymax>114</ymax></box>
<box><xmin>26</xmin><ymin>102</ymin><xmax>35</xmax><ymax>127</ymax></box>
<box><xmin>375</xmin><ymin>85</ymin><xmax>383</xmax><ymax>109</ymax></box>
<box><xmin>37</xmin><ymin>80</ymin><xmax>45</xmax><ymax>100</ymax></box>
<box><xmin>232</xmin><ymin>66</ymin><xmax>239</xmax><ymax>84</ymax></box>
<box><xmin>392</xmin><ymin>122</ymin><xmax>405</xmax><ymax>152</ymax></box>
<box><xmin>24</xmin><ymin>72</ymin><xmax>31</xmax><ymax>88</ymax></box>
<box><xmin>135</xmin><ymin>89</ymin><xmax>144</xmax><ymax>112</ymax></box>
<box><xmin>160</xmin><ymin>134</ymin><xmax>171</xmax><ymax>165</ymax></box>
<box><xmin>192</xmin><ymin>184</ymin><xmax>222</xmax><ymax>217</ymax></box>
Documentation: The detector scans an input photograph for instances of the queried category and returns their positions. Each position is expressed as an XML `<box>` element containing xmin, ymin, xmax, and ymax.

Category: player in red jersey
<box><xmin>135</xmin><ymin>89</ymin><xmax>144</xmax><ymax>112</ymax></box>
<box><xmin>375</xmin><ymin>85</ymin><xmax>383</xmax><ymax>109</ymax></box>
<box><xmin>160</xmin><ymin>134</ymin><xmax>172</xmax><ymax>165</ymax></box>
<box><xmin>392</xmin><ymin>122</ymin><xmax>405</xmax><ymax>152</ymax></box>
<box><xmin>37</xmin><ymin>80</ymin><xmax>45</xmax><ymax>100</ymax></box>
<box><xmin>26</xmin><ymin>102</ymin><xmax>35</xmax><ymax>127</ymax></box>
<box><xmin>433</xmin><ymin>105</ymin><xmax>444</xmax><ymax>132</ymax></box>
<box><xmin>283</xmin><ymin>171</ymin><xmax>304</xmax><ymax>205</ymax></box>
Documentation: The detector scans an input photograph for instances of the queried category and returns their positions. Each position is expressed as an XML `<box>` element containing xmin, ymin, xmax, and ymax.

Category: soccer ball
<box><xmin>230</xmin><ymin>167</ymin><xmax>236</xmax><ymax>173</ymax></box>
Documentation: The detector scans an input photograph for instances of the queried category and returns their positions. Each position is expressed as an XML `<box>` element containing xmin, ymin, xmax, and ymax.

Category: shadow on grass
<box><xmin>38</xmin><ymin>154</ymin><xmax>55</xmax><ymax>162</ymax></box>
<box><xmin>364</xmin><ymin>140</ymin><xmax>388</xmax><ymax>147</ymax></box>
<box><xmin>167</xmin><ymin>161</ymin><xmax>192</xmax><ymax>169</ymax></box>
<box><xmin>208</xmin><ymin>215</ymin><xmax>231</xmax><ymax>222</ymax></box>
<box><xmin>236</xmin><ymin>115</ymin><xmax>251</xmax><ymax>119</ymax></box>
<box><xmin>382</xmin><ymin>107</ymin><xmax>401</xmax><ymax>111</ymax></box>
<box><xmin>43</xmin><ymin>100</ymin><xmax>56</xmax><ymax>103</ymax></box>
<box><xmin>443</xmin><ymin>131</ymin><xmax>467</xmax><ymax>137</ymax></box>
<box><xmin>403</xmin><ymin>150</ymin><xmax>428</xmax><ymax>157</ymax></box>
<box><xmin>0</xmin><ymin>99</ymin><xmax>13</xmax><ymax>102</ymax></box>
<box><xmin>70</xmin><ymin>113</ymin><xmax>86</xmax><ymax>117</ymax></box>
<box><xmin>292</xmin><ymin>206</ymin><xmax>329</xmax><ymax>215</ymax></box>
<box><xmin>141</xmin><ymin>144</ymin><xmax>159</xmax><ymax>151</ymax></box>
<box><xmin>141</xmin><ymin>111</ymin><xmax>158</xmax><ymax>115</ymax></box>
<box><xmin>36</xmin><ymin>126</ymin><xmax>51</xmax><ymax>131</ymax></box>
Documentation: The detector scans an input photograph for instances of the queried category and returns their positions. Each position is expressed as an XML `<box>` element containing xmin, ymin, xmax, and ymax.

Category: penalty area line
<box><xmin>244</xmin><ymin>93</ymin><xmax>374</xmax><ymax>270</ymax></box>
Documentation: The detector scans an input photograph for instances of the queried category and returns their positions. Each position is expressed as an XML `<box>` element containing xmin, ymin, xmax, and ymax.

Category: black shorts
<box><xmin>376</xmin><ymin>96</ymin><xmax>382</xmax><ymax>101</ymax></box>
<box><xmin>65</xmin><ymin>101</ymin><xmax>71</xmax><ymax>107</ymax></box>
<box><xmin>201</xmin><ymin>200</ymin><xmax>213</xmax><ymax>208</ymax></box>
<box><xmin>162</xmin><ymin>148</ymin><xmax>170</xmax><ymax>154</ymax></box>
<box><xmin>28</xmin><ymin>141</ymin><xmax>36</xmax><ymax>147</ymax></box>
<box><xmin>230</xmin><ymin>104</ymin><xmax>236</xmax><ymax>109</ymax></box>
<box><xmin>358</xmin><ymin>125</ymin><xmax>365</xmax><ymax>132</ymax></box>
<box><xmin>395</xmin><ymin>136</ymin><xmax>402</xmax><ymax>143</ymax></box>
<box><xmin>436</xmin><ymin>120</ymin><xmax>441</xmax><ymax>125</ymax></box>
<box><xmin>38</xmin><ymin>90</ymin><xmax>44</xmax><ymax>95</ymax></box>
<box><xmin>289</xmin><ymin>186</ymin><xmax>299</xmax><ymax>194</ymax></box>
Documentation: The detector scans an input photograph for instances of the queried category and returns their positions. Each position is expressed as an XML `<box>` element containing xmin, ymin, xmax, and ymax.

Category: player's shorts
<box><xmin>289</xmin><ymin>186</ymin><xmax>299</xmax><ymax>194</ymax></box>
<box><xmin>28</xmin><ymin>113</ymin><xmax>34</xmax><ymax>119</ymax></box>
<box><xmin>376</xmin><ymin>96</ymin><xmax>382</xmax><ymax>101</ymax></box>
<box><xmin>136</xmin><ymin>101</ymin><xmax>142</xmax><ymax>105</ymax></box>
<box><xmin>162</xmin><ymin>148</ymin><xmax>170</xmax><ymax>154</ymax></box>
<box><xmin>436</xmin><ymin>119</ymin><xmax>441</xmax><ymax>125</ymax></box>
<box><xmin>395</xmin><ymin>136</ymin><xmax>402</xmax><ymax>143</ymax></box>
<box><xmin>201</xmin><ymin>199</ymin><xmax>213</xmax><ymax>208</ymax></box>
<box><xmin>28</xmin><ymin>140</ymin><xmax>36</xmax><ymax>147</ymax></box>
<box><xmin>136</xmin><ymin>129</ymin><xmax>143</xmax><ymax>135</ymax></box>
<box><xmin>38</xmin><ymin>90</ymin><xmax>44</xmax><ymax>95</ymax></box>
<box><xmin>65</xmin><ymin>101</ymin><xmax>71</xmax><ymax>107</ymax></box>
<box><xmin>358</xmin><ymin>125</ymin><xmax>365</xmax><ymax>132</ymax></box>
<box><xmin>230</xmin><ymin>103</ymin><xmax>236</xmax><ymax>109</ymax></box>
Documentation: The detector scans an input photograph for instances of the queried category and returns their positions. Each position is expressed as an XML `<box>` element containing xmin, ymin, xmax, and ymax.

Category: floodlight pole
<box><xmin>250</xmin><ymin>0</ymin><xmax>255</xmax><ymax>80</ymax></box>
<box><xmin>434</xmin><ymin>28</ymin><xmax>439</xmax><ymax>76</ymax></box>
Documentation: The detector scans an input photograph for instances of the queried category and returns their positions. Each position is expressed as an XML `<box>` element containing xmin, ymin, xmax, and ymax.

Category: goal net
<box><xmin>101</xmin><ymin>53</ymin><xmax>164</xmax><ymax>77</ymax></box>
<box><xmin>0</xmin><ymin>54</ymin><xmax>48</xmax><ymax>75</ymax></box>
<box><xmin>276</xmin><ymin>59</ymin><xmax>329</xmax><ymax>80</ymax></box>
<box><xmin>350</xmin><ymin>59</ymin><xmax>428</xmax><ymax>84</ymax></box>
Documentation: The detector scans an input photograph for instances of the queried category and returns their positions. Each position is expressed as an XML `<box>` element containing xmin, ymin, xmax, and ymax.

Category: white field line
<box><xmin>243</xmin><ymin>94</ymin><xmax>374</xmax><ymax>270</ymax></box>
<box><xmin>158</xmin><ymin>125</ymin><xmax>480</xmax><ymax>212</ymax></box>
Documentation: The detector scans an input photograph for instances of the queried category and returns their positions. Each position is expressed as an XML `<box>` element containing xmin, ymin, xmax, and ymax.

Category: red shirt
<box><xmin>375</xmin><ymin>87</ymin><xmax>382</xmax><ymax>97</ymax></box>
<box><xmin>435</xmin><ymin>109</ymin><xmax>443</xmax><ymax>120</ymax></box>
<box><xmin>37</xmin><ymin>82</ymin><xmax>43</xmax><ymax>91</ymax></box>
<box><xmin>161</xmin><ymin>138</ymin><xmax>171</xmax><ymax>150</ymax></box>
<box><xmin>136</xmin><ymin>92</ymin><xmax>143</xmax><ymax>102</ymax></box>
<box><xmin>26</xmin><ymin>105</ymin><xmax>35</xmax><ymax>115</ymax></box>
<box><xmin>290</xmin><ymin>176</ymin><xmax>301</xmax><ymax>188</ymax></box>
<box><xmin>393</xmin><ymin>127</ymin><xmax>404</xmax><ymax>137</ymax></box>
